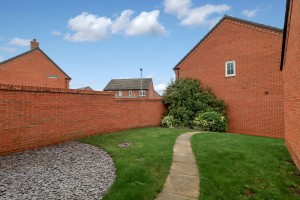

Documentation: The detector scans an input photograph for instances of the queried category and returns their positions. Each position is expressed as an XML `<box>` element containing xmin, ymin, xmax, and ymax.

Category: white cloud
<box><xmin>0</xmin><ymin>47</ymin><xmax>16</xmax><ymax>53</ymax></box>
<box><xmin>65</xmin><ymin>10</ymin><xmax>166</xmax><ymax>42</ymax></box>
<box><xmin>242</xmin><ymin>9</ymin><xmax>259</xmax><ymax>18</ymax></box>
<box><xmin>112</xmin><ymin>10</ymin><xmax>166</xmax><ymax>36</ymax></box>
<box><xmin>164</xmin><ymin>0</ymin><xmax>191</xmax><ymax>17</ymax></box>
<box><xmin>123</xmin><ymin>10</ymin><xmax>166</xmax><ymax>36</ymax></box>
<box><xmin>242</xmin><ymin>4</ymin><xmax>269</xmax><ymax>18</ymax></box>
<box><xmin>155</xmin><ymin>83</ymin><xmax>167</xmax><ymax>95</ymax></box>
<box><xmin>146</xmin><ymin>73</ymin><xmax>154</xmax><ymax>78</ymax></box>
<box><xmin>164</xmin><ymin>0</ymin><xmax>230</xmax><ymax>27</ymax></box>
<box><xmin>111</xmin><ymin>10</ymin><xmax>133</xmax><ymax>34</ymax></box>
<box><xmin>51</xmin><ymin>30</ymin><xmax>62</xmax><ymax>36</ymax></box>
<box><xmin>65</xmin><ymin>12</ymin><xmax>113</xmax><ymax>42</ymax></box>
<box><xmin>180</xmin><ymin>4</ymin><xmax>230</xmax><ymax>27</ymax></box>
<box><xmin>9</xmin><ymin>37</ymin><xmax>31</xmax><ymax>47</ymax></box>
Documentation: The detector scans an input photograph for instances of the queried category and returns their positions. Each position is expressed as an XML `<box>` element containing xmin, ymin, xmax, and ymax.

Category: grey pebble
<box><xmin>0</xmin><ymin>141</ymin><xmax>116</xmax><ymax>200</ymax></box>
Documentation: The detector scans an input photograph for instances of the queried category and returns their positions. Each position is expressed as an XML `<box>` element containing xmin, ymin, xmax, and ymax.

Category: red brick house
<box><xmin>77</xmin><ymin>86</ymin><xmax>94</xmax><ymax>91</ymax></box>
<box><xmin>104</xmin><ymin>78</ymin><xmax>161</xmax><ymax>99</ymax></box>
<box><xmin>0</xmin><ymin>39</ymin><xmax>71</xmax><ymax>88</ymax></box>
<box><xmin>173</xmin><ymin>16</ymin><xmax>284</xmax><ymax>138</ymax></box>
<box><xmin>281</xmin><ymin>0</ymin><xmax>300</xmax><ymax>169</ymax></box>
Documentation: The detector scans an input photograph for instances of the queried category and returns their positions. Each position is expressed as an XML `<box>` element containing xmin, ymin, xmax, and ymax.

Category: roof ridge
<box><xmin>223</xmin><ymin>15</ymin><xmax>283</xmax><ymax>32</ymax></box>
<box><xmin>104</xmin><ymin>78</ymin><xmax>152</xmax><ymax>91</ymax></box>
<box><xmin>173</xmin><ymin>15</ymin><xmax>283</xmax><ymax>70</ymax></box>
<box><xmin>0</xmin><ymin>48</ymin><xmax>37</xmax><ymax>66</ymax></box>
<box><xmin>0</xmin><ymin>47</ymin><xmax>71</xmax><ymax>80</ymax></box>
<box><xmin>110</xmin><ymin>78</ymin><xmax>152</xmax><ymax>80</ymax></box>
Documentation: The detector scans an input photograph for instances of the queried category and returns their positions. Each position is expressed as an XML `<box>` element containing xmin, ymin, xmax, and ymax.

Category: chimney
<box><xmin>30</xmin><ymin>39</ymin><xmax>39</xmax><ymax>49</ymax></box>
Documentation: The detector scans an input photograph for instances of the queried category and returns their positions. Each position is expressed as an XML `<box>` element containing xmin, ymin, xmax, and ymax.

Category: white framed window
<box><xmin>118</xmin><ymin>91</ymin><xmax>122</xmax><ymax>96</ymax></box>
<box><xmin>225</xmin><ymin>61</ymin><xmax>236</xmax><ymax>77</ymax></box>
<box><xmin>47</xmin><ymin>74</ymin><xmax>59</xmax><ymax>79</ymax></box>
<box><xmin>129</xmin><ymin>90</ymin><xmax>132</xmax><ymax>96</ymax></box>
<box><xmin>139</xmin><ymin>90</ymin><xmax>146</xmax><ymax>96</ymax></box>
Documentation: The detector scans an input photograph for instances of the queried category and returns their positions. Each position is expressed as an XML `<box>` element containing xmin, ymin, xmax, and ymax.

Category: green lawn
<box><xmin>79</xmin><ymin>127</ymin><xmax>190</xmax><ymax>200</ymax></box>
<box><xmin>79</xmin><ymin>128</ymin><xmax>300</xmax><ymax>200</ymax></box>
<box><xmin>191</xmin><ymin>133</ymin><xmax>300</xmax><ymax>200</ymax></box>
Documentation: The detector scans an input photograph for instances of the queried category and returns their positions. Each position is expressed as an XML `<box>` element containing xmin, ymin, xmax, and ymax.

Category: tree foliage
<box><xmin>194</xmin><ymin>111</ymin><xmax>227</xmax><ymax>132</ymax></box>
<box><xmin>162</xmin><ymin>78</ymin><xmax>227</xmax><ymax>130</ymax></box>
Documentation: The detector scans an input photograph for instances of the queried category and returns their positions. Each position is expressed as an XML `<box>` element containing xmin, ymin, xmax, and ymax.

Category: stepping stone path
<box><xmin>156</xmin><ymin>132</ymin><xmax>200</xmax><ymax>200</ymax></box>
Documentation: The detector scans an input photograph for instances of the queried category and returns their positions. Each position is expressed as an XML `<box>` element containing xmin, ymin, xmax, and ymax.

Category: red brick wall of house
<box><xmin>176</xmin><ymin>18</ymin><xmax>284</xmax><ymax>138</ymax></box>
<box><xmin>0</xmin><ymin>84</ymin><xmax>166</xmax><ymax>156</ymax></box>
<box><xmin>148</xmin><ymin>80</ymin><xmax>155</xmax><ymax>99</ymax></box>
<box><xmin>112</xmin><ymin>89</ymin><xmax>150</xmax><ymax>98</ymax></box>
<box><xmin>282</xmin><ymin>0</ymin><xmax>300</xmax><ymax>169</ymax></box>
<box><xmin>0</xmin><ymin>50</ymin><xmax>70</xmax><ymax>89</ymax></box>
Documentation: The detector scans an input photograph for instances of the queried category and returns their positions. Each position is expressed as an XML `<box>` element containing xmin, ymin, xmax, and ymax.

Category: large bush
<box><xmin>162</xmin><ymin>78</ymin><xmax>227</xmax><ymax>129</ymax></box>
<box><xmin>193</xmin><ymin>111</ymin><xmax>227</xmax><ymax>132</ymax></box>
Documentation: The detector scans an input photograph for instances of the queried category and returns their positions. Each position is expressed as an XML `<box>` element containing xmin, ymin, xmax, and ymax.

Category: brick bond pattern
<box><xmin>0</xmin><ymin>84</ymin><xmax>166</xmax><ymax>155</ymax></box>
<box><xmin>0</xmin><ymin>49</ymin><xmax>70</xmax><ymax>89</ymax></box>
<box><xmin>176</xmin><ymin>18</ymin><xmax>284</xmax><ymax>138</ymax></box>
<box><xmin>283</xmin><ymin>0</ymin><xmax>300</xmax><ymax>169</ymax></box>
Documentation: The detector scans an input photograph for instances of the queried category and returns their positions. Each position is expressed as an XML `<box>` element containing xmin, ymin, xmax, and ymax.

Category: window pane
<box><xmin>227</xmin><ymin>68</ymin><xmax>231</xmax><ymax>75</ymax></box>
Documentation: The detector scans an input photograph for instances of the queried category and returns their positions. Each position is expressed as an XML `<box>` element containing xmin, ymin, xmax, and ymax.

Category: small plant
<box><xmin>161</xmin><ymin>115</ymin><xmax>176</xmax><ymax>128</ymax></box>
<box><xmin>193</xmin><ymin>111</ymin><xmax>227</xmax><ymax>132</ymax></box>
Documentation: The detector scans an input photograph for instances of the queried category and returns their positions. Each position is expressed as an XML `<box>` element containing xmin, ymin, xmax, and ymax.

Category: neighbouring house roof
<box><xmin>0</xmin><ymin>47</ymin><xmax>71</xmax><ymax>80</ymax></box>
<box><xmin>280</xmin><ymin>0</ymin><xmax>291</xmax><ymax>70</ymax></box>
<box><xmin>173</xmin><ymin>15</ymin><xmax>283</xmax><ymax>70</ymax></box>
<box><xmin>103</xmin><ymin>78</ymin><xmax>152</xmax><ymax>91</ymax></box>
<box><xmin>77</xmin><ymin>86</ymin><xmax>93</xmax><ymax>91</ymax></box>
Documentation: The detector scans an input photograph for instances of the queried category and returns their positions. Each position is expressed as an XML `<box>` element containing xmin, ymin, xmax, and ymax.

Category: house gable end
<box><xmin>0</xmin><ymin>48</ymin><xmax>71</xmax><ymax>80</ymax></box>
<box><xmin>0</xmin><ymin>48</ymin><xmax>71</xmax><ymax>88</ymax></box>
<box><xmin>173</xmin><ymin>15</ymin><xmax>283</xmax><ymax>71</ymax></box>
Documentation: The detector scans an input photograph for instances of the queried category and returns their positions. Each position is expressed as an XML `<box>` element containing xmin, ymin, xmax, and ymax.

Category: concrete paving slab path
<box><xmin>156</xmin><ymin>132</ymin><xmax>200</xmax><ymax>200</ymax></box>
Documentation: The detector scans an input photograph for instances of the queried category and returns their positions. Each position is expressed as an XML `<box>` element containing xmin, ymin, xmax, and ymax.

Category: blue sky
<box><xmin>0</xmin><ymin>0</ymin><xmax>286</xmax><ymax>93</ymax></box>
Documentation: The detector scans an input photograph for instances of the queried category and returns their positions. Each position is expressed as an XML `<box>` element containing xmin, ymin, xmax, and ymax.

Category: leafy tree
<box><xmin>162</xmin><ymin>78</ymin><xmax>227</xmax><ymax>129</ymax></box>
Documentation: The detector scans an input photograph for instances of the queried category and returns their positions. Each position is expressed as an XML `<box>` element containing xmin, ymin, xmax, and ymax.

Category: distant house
<box><xmin>0</xmin><ymin>39</ymin><xmax>71</xmax><ymax>88</ymax></box>
<box><xmin>77</xmin><ymin>86</ymin><xmax>94</xmax><ymax>91</ymax></box>
<box><xmin>173</xmin><ymin>15</ymin><xmax>284</xmax><ymax>138</ymax></box>
<box><xmin>103</xmin><ymin>78</ymin><xmax>161</xmax><ymax>99</ymax></box>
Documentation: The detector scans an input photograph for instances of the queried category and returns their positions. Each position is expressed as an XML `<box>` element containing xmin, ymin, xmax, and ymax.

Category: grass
<box><xmin>191</xmin><ymin>133</ymin><xmax>300</xmax><ymax>200</ymax></box>
<box><xmin>79</xmin><ymin>128</ymin><xmax>300</xmax><ymax>199</ymax></box>
<box><xmin>79</xmin><ymin>127</ymin><xmax>190</xmax><ymax>200</ymax></box>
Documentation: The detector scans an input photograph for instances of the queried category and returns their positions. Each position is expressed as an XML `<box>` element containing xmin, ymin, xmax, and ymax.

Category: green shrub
<box><xmin>162</xmin><ymin>78</ymin><xmax>227</xmax><ymax>129</ymax></box>
<box><xmin>193</xmin><ymin>111</ymin><xmax>227</xmax><ymax>132</ymax></box>
<box><xmin>161</xmin><ymin>115</ymin><xmax>177</xmax><ymax>128</ymax></box>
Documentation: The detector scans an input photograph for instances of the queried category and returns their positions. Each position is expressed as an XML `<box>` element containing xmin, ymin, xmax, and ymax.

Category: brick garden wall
<box><xmin>0</xmin><ymin>84</ymin><xmax>166</xmax><ymax>156</ymax></box>
<box><xmin>176</xmin><ymin>18</ymin><xmax>284</xmax><ymax>138</ymax></box>
<box><xmin>282</xmin><ymin>0</ymin><xmax>300</xmax><ymax>169</ymax></box>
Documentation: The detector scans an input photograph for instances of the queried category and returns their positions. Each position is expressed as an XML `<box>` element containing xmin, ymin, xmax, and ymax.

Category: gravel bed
<box><xmin>0</xmin><ymin>141</ymin><xmax>116</xmax><ymax>200</ymax></box>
